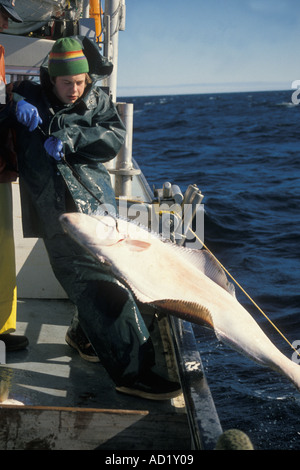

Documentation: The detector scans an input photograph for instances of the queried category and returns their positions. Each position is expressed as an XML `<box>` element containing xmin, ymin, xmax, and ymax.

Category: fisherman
<box><xmin>0</xmin><ymin>0</ymin><xmax>41</xmax><ymax>352</ymax></box>
<box><xmin>6</xmin><ymin>36</ymin><xmax>181</xmax><ymax>400</ymax></box>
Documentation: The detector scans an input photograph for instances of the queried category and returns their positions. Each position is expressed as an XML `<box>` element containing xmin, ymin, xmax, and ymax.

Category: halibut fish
<box><xmin>60</xmin><ymin>212</ymin><xmax>300</xmax><ymax>392</ymax></box>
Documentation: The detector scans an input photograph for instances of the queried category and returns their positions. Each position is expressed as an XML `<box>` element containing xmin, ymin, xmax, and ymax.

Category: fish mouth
<box><xmin>59</xmin><ymin>213</ymin><xmax>125</xmax><ymax>246</ymax></box>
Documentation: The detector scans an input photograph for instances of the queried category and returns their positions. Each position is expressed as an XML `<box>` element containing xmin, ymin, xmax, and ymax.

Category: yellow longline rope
<box><xmin>158</xmin><ymin>208</ymin><xmax>299</xmax><ymax>358</ymax></box>
<box><xmin>117</xmin><ymin>203</ymin><xmax>299</xmax><ymax>358</ymax></box>
<box><xmin>189</xmin><ymin>224</ymin><xmax>300</xmax><ymax>358</ymax></box>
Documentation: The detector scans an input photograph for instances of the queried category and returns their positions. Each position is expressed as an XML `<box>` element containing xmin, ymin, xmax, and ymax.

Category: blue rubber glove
<box><xmin>15</xmin><ymin>99</ymin><xmax>42</xmax><ymax>132</ymax></box>
<box><xmin>44</xmin><ymin>136</ymin><xmax>63</xmax><ymax>161</ymax></box>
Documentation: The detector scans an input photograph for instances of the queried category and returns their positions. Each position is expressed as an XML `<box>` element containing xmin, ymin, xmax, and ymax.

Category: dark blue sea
<box><xmin>122</xmin><ymin>90</ymin><xmax>300</xmax><ymax>450</ymax></box>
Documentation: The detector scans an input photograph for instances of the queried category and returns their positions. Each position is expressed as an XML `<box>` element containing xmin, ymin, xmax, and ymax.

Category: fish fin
<box><xmin>124</xmin><ymin>239</ymin><xmax>152</xmax><ymax>251</ymax></box>
<box><xmin>153</xmin><ymin>299</ymin><xmax>214</xmax><ymax>329</ymax></box>
<box><xmin>168</xmin><ymin>244</ymin><xmax>236</xmax><ymax>297</ymax></box>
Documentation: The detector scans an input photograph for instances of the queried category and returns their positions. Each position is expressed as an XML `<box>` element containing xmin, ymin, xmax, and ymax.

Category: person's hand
<box><xmin>15</xmin><ymin>100</ymin><xmax>42</xmax><ymax>132</ymax></box>
<box><xmin>44</xmin><ymin>136</ymin><xmax>63</xmax><ymax>161</ymax></box>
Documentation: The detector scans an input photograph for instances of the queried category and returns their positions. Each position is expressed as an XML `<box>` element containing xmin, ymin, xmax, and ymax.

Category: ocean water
<box><xmin>122</xmin><ymin>90</ymin><xmax>300</xmax><ymax>450</ymax></box>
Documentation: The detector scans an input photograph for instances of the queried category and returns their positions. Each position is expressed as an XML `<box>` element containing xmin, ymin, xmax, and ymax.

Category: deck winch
<box><xmin>152</xmin><ymin>182</ymin><xmax>204</xmax><ymax>246</ymax></box>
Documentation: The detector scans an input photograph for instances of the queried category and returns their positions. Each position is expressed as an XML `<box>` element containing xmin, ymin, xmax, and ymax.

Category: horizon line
<box><xmin>117</xmin><ymin>80</ymin><xmax>292</xmax><ymax>98</ymax></box>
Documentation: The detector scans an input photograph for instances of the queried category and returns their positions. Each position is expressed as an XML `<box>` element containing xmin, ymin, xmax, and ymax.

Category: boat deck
<box><xmin>0</xmin><ymin>299</ymin><xmax>191</xmax><ymax>450</ymax></box>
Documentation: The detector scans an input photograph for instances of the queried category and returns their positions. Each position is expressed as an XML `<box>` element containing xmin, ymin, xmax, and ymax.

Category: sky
<box><xmin>116</xmin><ymin>0</ymin><xmax>300</xmax><ymax>97</ymax></box>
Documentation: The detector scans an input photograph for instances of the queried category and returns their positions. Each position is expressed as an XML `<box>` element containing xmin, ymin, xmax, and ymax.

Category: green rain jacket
<box><xmin>8</xmin><ymin>37</ymin><xmax>154</xmax><ymax>385</ymax></box>
<box><xmin>10</xmin><ymin>35</ymin><xmax>126</xmax><ymax>238</ymax></box>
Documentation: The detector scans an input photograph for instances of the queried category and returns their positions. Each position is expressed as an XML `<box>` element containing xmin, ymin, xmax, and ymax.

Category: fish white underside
<box><xmin>60</xmin><ymin>213</ymin><xmax>300</xmax><ymax>392</ymax></box>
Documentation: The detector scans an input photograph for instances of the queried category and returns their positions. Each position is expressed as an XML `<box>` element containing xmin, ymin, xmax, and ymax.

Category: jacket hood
<box><xmin>40</xmin><ymin>35</ymin><xmax>113</xmax><ymax>89</ymax></box>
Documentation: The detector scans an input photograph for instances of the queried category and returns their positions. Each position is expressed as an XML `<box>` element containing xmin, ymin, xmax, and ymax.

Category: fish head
<box><xmin>60</xmin><ymin>212</ymin><xmax>152</xmax><ymax>258</ymax></box>
<box><xmin>60</xmin><ymin>212</ymin><xmax>122</xmax><ymax>247</ymax></box>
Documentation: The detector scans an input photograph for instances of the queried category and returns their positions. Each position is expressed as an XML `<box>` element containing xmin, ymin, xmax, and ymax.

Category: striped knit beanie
<box><xmin>48</xmin><ymin>38</ymin><xmax>89</xmax><ymax>77</ymax></box>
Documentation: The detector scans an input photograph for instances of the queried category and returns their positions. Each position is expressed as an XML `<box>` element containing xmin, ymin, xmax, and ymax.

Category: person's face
<box><xmin>52</xmin><ymin>74</ymin><xmax>87</xmax><ymax>104</ymax></box>
<box><xmin>0</xmin><ymin>10</ymin><xmax>9</xmax><ymax>32</ymax></box>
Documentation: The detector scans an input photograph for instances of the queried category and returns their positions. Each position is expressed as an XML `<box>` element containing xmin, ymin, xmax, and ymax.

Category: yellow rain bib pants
<box><xmin>0</xmin><ymin>183</ymin><xmax>16</xmax><ymax>334</ymax></box>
